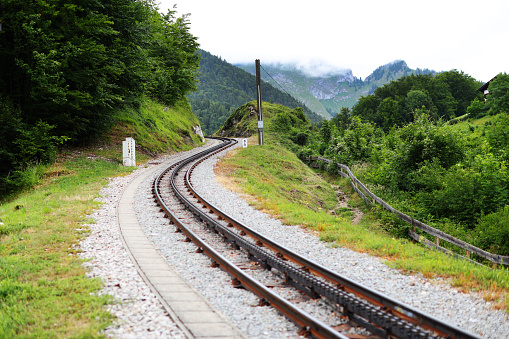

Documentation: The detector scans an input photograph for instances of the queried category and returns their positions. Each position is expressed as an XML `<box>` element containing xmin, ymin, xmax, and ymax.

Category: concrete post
<box><xmin>123</xmin><ymin>137</ymin><xmax>136</xmax><ymax>166</ymax></box>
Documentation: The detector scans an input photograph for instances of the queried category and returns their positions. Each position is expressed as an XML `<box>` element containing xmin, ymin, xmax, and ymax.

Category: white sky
<box><xmin>157</xmin><ymin>0</ymin><xmax>508</xmax><ymax>82</ymax></box>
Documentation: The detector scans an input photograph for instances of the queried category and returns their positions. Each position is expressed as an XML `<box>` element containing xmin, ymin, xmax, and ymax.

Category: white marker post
<box><xmin>122</xmin><ymin>137</ymin><xmax>136</xmax><ymax>166</ymax></box>
<box><xmin>242</xmin><ymin>139</ymin><xmax>248</xmax><ymax>148</ymax></box>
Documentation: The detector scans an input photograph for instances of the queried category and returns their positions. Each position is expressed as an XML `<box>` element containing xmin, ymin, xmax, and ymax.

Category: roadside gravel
<box><xmin>81</xmin><ymin>141</ymin><xmax>509</xmax><ymax>338</ymax></box>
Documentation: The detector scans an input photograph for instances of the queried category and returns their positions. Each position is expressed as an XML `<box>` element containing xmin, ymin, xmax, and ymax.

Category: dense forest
<box><xmin>235</xmin><ymin>71</ymin><xmax>509</xmax><ymax>257</ymax></box>
<box><xmin>188</xmin><ymin>50</ymin><xmax>321</xmax><ymax>135</ymax></box>
<box><xmin>0</xmin><ymin>0</ymin><xmax>200</xmax><ymax>196</ymax></box>
<box><xmin>351</xmin><ymin>70</ymin><xmax>484</xmax><ymax>130</ymax></box>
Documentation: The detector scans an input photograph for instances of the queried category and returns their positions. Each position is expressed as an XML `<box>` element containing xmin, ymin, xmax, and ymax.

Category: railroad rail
<box><xmin>152</xmin><ymin>137</ymin><xmax>480</xmax><ymax>339</ymax></box>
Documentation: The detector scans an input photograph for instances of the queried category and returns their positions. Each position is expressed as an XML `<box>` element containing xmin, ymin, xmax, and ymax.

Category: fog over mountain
<box><xmin>268</xmin><ymin>59</ymin><xmax>353</xmax><ymax>78</ymax></box>
<box><xmin>236</xmin><ymin>60</ymin><xmax>435</xmax><ymax>118</ymax></box>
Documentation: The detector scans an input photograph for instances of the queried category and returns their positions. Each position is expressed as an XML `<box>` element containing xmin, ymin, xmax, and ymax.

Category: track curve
<box><xmin>151</xmin><ymin>137</ymin><xmax>480</xmax><ymax>339</ymax></box>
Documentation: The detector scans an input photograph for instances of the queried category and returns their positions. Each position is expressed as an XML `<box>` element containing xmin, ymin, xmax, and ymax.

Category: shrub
<box><xmin>475</xmin><ymin>205</ymin><xmax>509</xmax><ymax>255</ymax></box>
<box><xmin>0</xmin><ymin>97</ymin><xmax>59</xmax><ymax>196</ymax></box>
<box><xmin>292</xmin><ymin>132</ymin><xmax>309</xmax><ymax>146</ymax></box>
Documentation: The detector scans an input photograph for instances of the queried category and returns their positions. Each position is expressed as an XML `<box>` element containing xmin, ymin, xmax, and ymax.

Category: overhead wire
<box><xmin>259</xmin><ymin>63</ymin><xmax>294</xmax><ymax>98</ymax></box>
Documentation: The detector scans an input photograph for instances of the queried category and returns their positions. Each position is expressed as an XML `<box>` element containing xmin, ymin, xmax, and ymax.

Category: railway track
<box><xmin>152</xmin><ymin>137</ymin><xmax>480</xmax><ymax>339</ymax></box>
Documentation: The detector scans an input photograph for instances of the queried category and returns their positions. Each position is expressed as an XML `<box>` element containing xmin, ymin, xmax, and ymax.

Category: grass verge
<box><xmin>0</xmin><ymin>97</ymin><xmax>202</xmax><ymax>337</ymax></box>
<box><xmin>0</xmin><ymin>156</ymin><xmax>133</xmax><ymax>337</ymax></box>
<box><xmin>215</xmin><ymin>142</ymin><xmax>509</xmax><ymax>311</ymax></box>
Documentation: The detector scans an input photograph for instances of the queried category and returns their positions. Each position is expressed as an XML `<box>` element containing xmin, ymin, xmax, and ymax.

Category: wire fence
<box><xmin>305</xmin><ymin>156</ymin><xmax>509</xmax><ymax>267</ymax></box>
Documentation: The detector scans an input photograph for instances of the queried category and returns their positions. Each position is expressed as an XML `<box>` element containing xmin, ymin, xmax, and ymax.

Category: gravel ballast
<box><xmin>81</xmin><ymin>141</ymin><xmax>509</xmax><ymax>338</ymax></box>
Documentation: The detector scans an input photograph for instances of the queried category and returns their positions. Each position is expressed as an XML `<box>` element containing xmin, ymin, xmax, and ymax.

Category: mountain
<box><xmin>235</xmin><ymin>60</ymin><xmax>435</xmax><ymax>118</ymax></box>
<box><xmin>188</xmin><ymin>50</ymin><xmax>321</xmax><ymax>135</ymax></box>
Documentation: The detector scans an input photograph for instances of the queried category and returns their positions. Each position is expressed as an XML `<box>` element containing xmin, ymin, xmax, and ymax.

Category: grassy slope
<box><xmin>0</xmin><ymin>98</ymin><xmax>202</xmax><ymax>337</ymax></box>
<box><xmin>215</xmin><ymin>102</ymin><xmax>509</xmax><ymax>311</ymax></box>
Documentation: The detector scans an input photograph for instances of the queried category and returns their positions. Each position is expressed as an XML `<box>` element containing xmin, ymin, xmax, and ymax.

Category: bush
<box><xmin>0</xmin><ymin>97</ymin><xmax>59</xmax><ymax>196</ymax></box>
<box><xmin>475</xmin><ymin>205</ymin><xmax>509</xmax><ymax>255</ymax></box>
<box><xmin>292</xmin><ymin>132</ymin><xmax>309</xmax><ymax>146</ymax></box>
<box><xmin>485</xmin><ymin>113</ymin><xmax>509</xmax><ymax>160</ymax></box>
<box><xmin>382</xmin><ymin>112</ymin><xmax>465</xmax><ymax>191</ymax></box>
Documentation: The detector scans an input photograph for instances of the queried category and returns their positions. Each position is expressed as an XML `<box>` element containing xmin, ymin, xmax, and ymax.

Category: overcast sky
<box><xmin>157</xmin><ymin>0</ymin><xmax>507</xmax><ymax>82</ymax></box>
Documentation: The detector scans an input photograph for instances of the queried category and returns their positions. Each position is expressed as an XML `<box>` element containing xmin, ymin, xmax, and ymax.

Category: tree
<box><xmin>377</xmin><ymin>97</ymin><xmax>400</xmax><ymax>130</ymax></box>
<box><xmin>435</xmin><ymin>70</ymin><xmax>483</xmax><ymax>115</ymax></box>
<box><xmin>487</xmin><ymin>72</ymin><xmax>509</xmax><ymax>115</ymax></box>
<box><xmin>404</xmin><ymin>90</ymin><xmax>436</xmax><ymax>119</ymax></box>
<box><xmin>320</xmin><ymin>119</ymin><xmax>332</xmax><ymax>143</ymax></box>
<box><xmin>331</xmin><ymin>107</ymin><xmax>351</xmax><ymax>131</ymax></box>
<box><xmin>466</xmin><ymin>98</ymin><xmax>487</xmax><ymax>118</ymax></box>
<box><xmin>0</xmin><ymin>0</ymin><xmax>202</xmax><ymax>195</ymax></box>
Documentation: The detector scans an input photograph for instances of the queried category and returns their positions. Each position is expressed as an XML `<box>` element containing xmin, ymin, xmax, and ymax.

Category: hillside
<box><xmin>235</xmin><ymin>60</ymin><xmax>434</xmax><ymax>118</ymax></box>
<box><xmin>188</xmin><ymin>50</ymin><xmax>321</xmax><ymax>135</ymax></box>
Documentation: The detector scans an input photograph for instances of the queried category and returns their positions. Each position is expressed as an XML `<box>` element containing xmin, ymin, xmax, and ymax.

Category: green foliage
<box><xmin>404</xmin><ymin>90</ymin><xmax>435</xmax><ymax>114</ymax></box>
<box><xmin>0</xmin><ymin>0</ymin><xmax>200</xmax><ymax>196</ymax></box>
<box><xmin>484</xmin><ymin>113</ymin><xmax>509</xmax><ymax>160</ymax></box>
<box><xmin>331</xmin><ymin>107</ymin><xmax>351</xmax><ymax>131</ymax></box>
<box><xmin>0</xmin><ymin>97</ymin><xmax>59</xmax><ymax>196</ymax></box>
<box><xmin>475</xmin><ymin>205</ymin><xmax>509</xmax><ymax>255</ymax></box>
<box><xmin>292</xmin><ymin>132</ymin><xmax>309</xmax><ymax>146</ymax></box>
<box><xmin>466</xmin><ymin>98</ymin><xmax>488</xmax><ymax>118</ymax></box>
<box><xmin>435</xmin><ymin>69</ymin><xmax>483</xmax><ymax>115</ymax></box>
<box><xmin>352</xmin><ymin>71</ymin><xmax>482</xmax><ymax>129</ymax></box>
<box><xmin>486</xmin><ymin>72</ymin><xmax>509</xmax><ymax>115</ymax></box>
<box><xmin>325</xmin><ymin>117</ymin><xmax>377</xmax><ymax>165</ymax></box>
<box><xmin>319</xmin><ymin>120</ymin><xmax>332</xmax><ymax>143</ymax></box>
<box><xmin>146</xmin><ymin>11</ymin><xmax>200</xmax><ymax>106</ymax></box>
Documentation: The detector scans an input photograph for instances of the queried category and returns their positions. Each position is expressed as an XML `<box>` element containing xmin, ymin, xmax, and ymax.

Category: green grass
<box><xmin>113</xmin><ymin>97</ymin><xmax>202</xmax><ymax>154</ymax></box>
<box><xmin>0</xmin><ymin>97</ymin><xmax>202</xmax><ymax>337</ymax></box>
<box><xmin>216</xmin><ymin>141</ymin><xmax>509</xmax><ymax>311</ymax></box>
<box><xmin>0</xmin><ymin>157</ymin><xmax>131</xmax><ymax>337</ymax></box>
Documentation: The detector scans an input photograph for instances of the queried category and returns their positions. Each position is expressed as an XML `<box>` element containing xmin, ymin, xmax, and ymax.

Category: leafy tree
<box><xmin>377</xmin><ymin>97</ymin><xmax>400</xmax><ymax>130</ymax></box>
<box><xmin>0</xmin><ymin>0</ymin><xmax>201</xmax><ymax>195</ymax></box>
<box><xmin>147</xmin><ymin>10</ymin><xmax>200</xmax><ymax>106</ymax></box>
<box><xmin>320</xmin><ymin>120</ymin><xmax>332</xmax><ymax>144</ymax></box>
<box><xmin>331</xmin><ymin>107</ymin><xmax>351</xmax><ymax>131</ymax></box>
<box><xmin>435</xmin><ymin>70</ymin><xmax>483</xmax><ymax>115</ymax></box>
<box><xmin>466</xmin><ymin>98</ymin><xmax>487</xmax><ymax>118</ymax></box>
<box><xmin>404</xmin><ymin>90</ymin><xmax>436</xmax><ymax>116</ymax></box>
<box><xmin>325</xmin><ymin>116</ymin><xmax>377</xmax><ymax>164</ymax></box>
<box><xmin>486</xmin><ymin>72</ymin><xmax>509</xmax><ymax>115</ymax></box>
<box><xmin>352</xmin><ymin>73</ymin><xmax>468</xmax><ymax>128</ymax></box>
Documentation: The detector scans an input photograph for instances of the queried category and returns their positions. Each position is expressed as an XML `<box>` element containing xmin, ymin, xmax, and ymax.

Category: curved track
<box><xmin>152</xmin><ymin>137</ymin><xmax>480</xmax><ymax>339</ymax></box>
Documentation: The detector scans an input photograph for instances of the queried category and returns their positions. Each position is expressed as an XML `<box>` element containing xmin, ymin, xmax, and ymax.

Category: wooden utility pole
<box><xmin>255</xmin><ymin>59</ymin><xmax>264</xmax><ymax>146</ymax></box>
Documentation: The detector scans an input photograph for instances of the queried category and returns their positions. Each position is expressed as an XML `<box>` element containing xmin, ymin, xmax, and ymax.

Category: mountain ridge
<box><xmin>188</xmin><ymin>50</ymin><xmax>321</xmax><ymax>135</ymax></box>
<box><xmin>235</xmin><ymin>60</ymin><xmax>435</xmax><ymax>118</ymax></box>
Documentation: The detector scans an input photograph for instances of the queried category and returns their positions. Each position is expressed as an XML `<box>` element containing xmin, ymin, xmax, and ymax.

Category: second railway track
<box><xmin>150</xmin><ymin>137</ymin><xmax>480</xmax><ymax>339</ymax></box>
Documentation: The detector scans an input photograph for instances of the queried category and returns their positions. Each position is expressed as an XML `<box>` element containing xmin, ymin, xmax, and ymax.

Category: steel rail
<box><xmin>153</xmin><ymin>138</ymin><xmax>348</xmax><ymax>339</ymax></box>
<box><xmin>176</xmin><ymin>139</ymin><xmax>432</xmax><ymax>338</ymax></box>
<box><xmin>181</xmin><ymin>138</ymin><xmax>480</xmax><ymax>339</ymax></box>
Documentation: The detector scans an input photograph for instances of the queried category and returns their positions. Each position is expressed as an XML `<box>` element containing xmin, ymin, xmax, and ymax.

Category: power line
<box><xmin>259</xmin><ymin>63</ymin><xmax>294</xmax><ymax>98</ymax></box>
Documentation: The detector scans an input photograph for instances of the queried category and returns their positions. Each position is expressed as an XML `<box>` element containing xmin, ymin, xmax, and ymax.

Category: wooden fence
<box><xmin>305</xmin><ymin>156</ymin><xmax>509</xmax><ymax>267</ymax></box>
